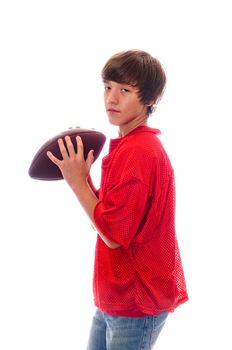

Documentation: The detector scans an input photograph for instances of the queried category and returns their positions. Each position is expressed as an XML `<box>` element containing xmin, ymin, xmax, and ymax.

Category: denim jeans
<box><xmin>87</xmin><ymin>309</ymin><xmax>168</xmax><ymax>350</ymax></box>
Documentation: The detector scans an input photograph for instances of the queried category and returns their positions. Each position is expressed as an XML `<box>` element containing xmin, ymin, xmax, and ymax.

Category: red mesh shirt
<box><xmin>93</xmin><ymin>126</ymin><xmax>188</xmax><ymax>316</ymax></box>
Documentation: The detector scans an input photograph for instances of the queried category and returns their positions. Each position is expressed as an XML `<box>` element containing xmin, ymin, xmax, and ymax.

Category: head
<box><xmin>101</xmin><ymin>49</ymin><xmax>166</xmax><ymax>116</ymax></box>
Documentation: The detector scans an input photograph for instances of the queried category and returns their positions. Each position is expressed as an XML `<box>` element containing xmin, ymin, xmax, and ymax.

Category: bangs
<box><xmin>102</xmin><ymin>54</ymin><xmax>141</xmax><ymax>86</ymax></box>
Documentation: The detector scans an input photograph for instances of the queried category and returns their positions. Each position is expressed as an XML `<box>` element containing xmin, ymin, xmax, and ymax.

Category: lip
<box><xmin>107</xmin><ymin>108</ymin><xmax>120</xmax><ymax>113</ymax></box>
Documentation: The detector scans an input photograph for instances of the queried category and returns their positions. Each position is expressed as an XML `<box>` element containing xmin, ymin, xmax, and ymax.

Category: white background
<box><xmin>0</xmin><ymin>0</ymin><xmax>231</xmax><ymax>349</ymax></box>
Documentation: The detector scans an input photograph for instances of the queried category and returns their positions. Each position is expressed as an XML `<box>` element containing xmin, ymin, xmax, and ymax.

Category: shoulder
<box><xmin>119</xmin><ymin>128</ymin><xmax>164</xmax><ymax>161</ymax></box>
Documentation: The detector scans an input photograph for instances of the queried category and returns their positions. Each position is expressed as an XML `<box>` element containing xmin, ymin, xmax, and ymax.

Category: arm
<box><xmin>87</xmin><ymin>174</ymin><xmax>99</xmax><ymax>198</ymax></box>
<box><xmin>47</xmin><ymin>135</ymin><xmax>120</xmax><ymax>249</ymax></box>
<box><xmin>71</xmin><ymin>177</ymin><xmax>120</xmax><ymax>249</ymax></box>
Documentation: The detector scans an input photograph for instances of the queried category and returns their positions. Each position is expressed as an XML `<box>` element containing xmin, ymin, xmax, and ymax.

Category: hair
<box><xmin>101</xmin><ymin>49</ymin><xmax>167</xmax><ymax>115</ymax></box>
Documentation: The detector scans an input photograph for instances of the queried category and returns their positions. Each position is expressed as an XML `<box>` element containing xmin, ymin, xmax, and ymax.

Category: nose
<box><xmin>105</xmin><ymin>88</ymin><xmax>118</xmax><ymax>104</ymax></box>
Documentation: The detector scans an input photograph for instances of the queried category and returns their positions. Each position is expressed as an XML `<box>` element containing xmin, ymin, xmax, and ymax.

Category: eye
<box><xmin>104</xmin><ymin>85</ymin><xmax>111</xmax><ymax>91</ymax></box>
<box><xmin>121</xmin><ymin>88</ymin><xmax>130</xmax><ymax>93</ymax></box>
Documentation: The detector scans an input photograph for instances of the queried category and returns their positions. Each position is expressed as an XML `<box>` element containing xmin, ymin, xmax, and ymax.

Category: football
<box><xmin>28</xmin><ymin>128</ymin><xmax>106</xmax><ymax>180</ymax></box>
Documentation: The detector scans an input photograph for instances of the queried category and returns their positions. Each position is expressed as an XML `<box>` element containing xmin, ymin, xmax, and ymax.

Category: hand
<box><xmin>68</xmin><ymin>126</ymin><xmax>95</xmax><ymax>130</ymax></box>
<box><xmin>68</xmin><ymin>125</ymin><xmax>80</xmax><ymax>129</ymax></box>
<box><xmin>47</xmin><ymin>135</ymin><xmax>94</xmax><ymax>191</ymax></box>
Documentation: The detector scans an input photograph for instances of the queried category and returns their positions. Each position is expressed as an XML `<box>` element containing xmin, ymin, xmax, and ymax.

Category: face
<box><xmin>103</xmin><ymin>80</ymin><xmax>148</xmax><ymax>136</ymax></box>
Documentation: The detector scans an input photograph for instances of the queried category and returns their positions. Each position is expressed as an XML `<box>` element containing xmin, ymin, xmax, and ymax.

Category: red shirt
<box><xmin>93</xmin><ymin>126</ymin><xmax>188</xmax><ymax>316</ymax></box>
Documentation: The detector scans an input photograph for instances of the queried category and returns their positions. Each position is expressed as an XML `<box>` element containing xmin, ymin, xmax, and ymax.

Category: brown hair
<box><xmin>102</xmin><ymin>49</ymin><xmax>166</xmax><ymax>114</ymax></box>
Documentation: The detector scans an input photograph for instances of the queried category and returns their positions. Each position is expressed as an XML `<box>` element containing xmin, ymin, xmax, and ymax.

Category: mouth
<box><xmin>107</xmin><ymin>108</ymin><xmax>120</xmax><ymax>113</ymax></box>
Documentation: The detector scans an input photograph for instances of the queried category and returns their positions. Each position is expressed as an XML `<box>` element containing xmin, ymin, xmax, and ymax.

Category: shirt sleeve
<box><xmin>93</xmin><ymin>177</ymin><xmax>150</xmax><ymax>249</ymax></box>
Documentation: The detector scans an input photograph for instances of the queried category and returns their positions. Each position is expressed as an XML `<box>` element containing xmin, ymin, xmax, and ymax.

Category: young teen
<box><xmin>47</xmin><ymin>49</ymin><xmax>188</xmax><ymax>350</ymax></box>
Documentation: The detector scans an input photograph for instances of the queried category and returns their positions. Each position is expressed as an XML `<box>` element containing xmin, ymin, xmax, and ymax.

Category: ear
<box><xmin>147</xmin><ymin>94</ymin><xmax>163</xmax><ymax>114</ymax></box>
<box><xmin>146</xmin><ymin>102</ymin><xmax>156</xmax><ymax>114</ymax></box>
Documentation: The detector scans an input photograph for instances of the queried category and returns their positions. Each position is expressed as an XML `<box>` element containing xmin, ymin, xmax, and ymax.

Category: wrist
<box><xmin>71</xmin><ymin>177</ymin><xmax>88</xmax><ymax>195</ymax></box>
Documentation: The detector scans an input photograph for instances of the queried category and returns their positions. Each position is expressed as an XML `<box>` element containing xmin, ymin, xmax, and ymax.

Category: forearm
<box><xmin>46</xmin><ymin>135</ymin><xmax>119</xmax><ymax>248</ymax></box>
<box><xmin>72</xmin><ymin>179</ymin><xmax>98</xmax><ymax>221</ymax></box>
<box><xmin>87</xmin><ymin>175</ymin><xmax>99</xmax><ymax>198</ymax></box>
<box><xmin>72</xmin><ymin>180</ymin><xmax>120</xmax><ymax>249</ymax></box>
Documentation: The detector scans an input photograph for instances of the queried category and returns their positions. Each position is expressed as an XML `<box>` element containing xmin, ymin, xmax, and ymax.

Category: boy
<box><xmin>47</xmin><ymin>50</ymin><xmax>188</xmax><ymax>349</ymax></box>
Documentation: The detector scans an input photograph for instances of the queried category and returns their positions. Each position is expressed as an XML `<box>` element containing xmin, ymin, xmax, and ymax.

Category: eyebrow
<box><xmin>103</xmin><ymin>80</ymin><xmax>135</xmax><ymax>88</ymax></box>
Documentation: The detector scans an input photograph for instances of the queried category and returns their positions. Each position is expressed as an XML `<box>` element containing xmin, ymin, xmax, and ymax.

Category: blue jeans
<box><xmin>87</xmin><ymin>309</ymin><xmax>168</xmax><ymax>350</ymax></box>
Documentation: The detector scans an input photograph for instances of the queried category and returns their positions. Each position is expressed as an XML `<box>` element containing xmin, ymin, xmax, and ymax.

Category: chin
<box><xmin>108</xmin><ymin>118</ymin><xmax>121</xmax><ymax>126</ymax></box>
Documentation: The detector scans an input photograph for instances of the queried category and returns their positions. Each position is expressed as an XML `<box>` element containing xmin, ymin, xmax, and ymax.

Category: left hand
<box><xmin>47</xmin><ymin>135</ymin><xmax>94</xmax><ymax>191</ymax></box>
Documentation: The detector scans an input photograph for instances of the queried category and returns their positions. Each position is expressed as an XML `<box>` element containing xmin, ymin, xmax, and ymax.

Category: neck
<box><xmin>119</xmin><ymin>120</ymin><xmax>148</xmax><ymax>137</ymax></box>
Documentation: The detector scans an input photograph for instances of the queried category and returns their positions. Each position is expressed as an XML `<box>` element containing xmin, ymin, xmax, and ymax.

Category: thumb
<box><xmin>86</xmin><ymin>150</ymin><xmax>94</xmax><ymax>171</ymax></box>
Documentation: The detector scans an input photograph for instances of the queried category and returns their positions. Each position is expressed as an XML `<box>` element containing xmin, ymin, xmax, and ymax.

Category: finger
<box><xmin>68</xmin><ymin>125</ymin><xmax>80</xmax><ymax>129</ymax></box>
<box><xmin>64</xmin><ymin>136</ymin><xmax>75</xmax><ymax>158</ymax></box>
<box><xmin>58</xmin><ymin>138</ymin><xmax>69</xmax><ymax>160</ymax></box>
<box><xmin>86</xmin><ymin>150</ymin><xmax>94</xmax><ymax>171</ymax></box>
<box><xmin>47</xmin><ymin>151</ymin><xmax>61</xmax><ymax>166</ymax></box>
<box><xmin>76</xmin><ymin>136</ymin><xmax>84</xmax><ymax>158</ymax></box>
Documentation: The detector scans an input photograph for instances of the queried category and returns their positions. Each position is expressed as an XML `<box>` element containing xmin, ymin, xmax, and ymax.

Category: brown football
<box><xmin>28</xmin><ymin>128</ymin><xmax>106</xmax><ymax>180</ymax></box>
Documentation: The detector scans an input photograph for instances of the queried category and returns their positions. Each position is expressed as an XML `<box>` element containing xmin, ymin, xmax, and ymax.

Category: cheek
<box><xmin>103</xmin><ymin>95</ymin><xmax>108</xmax><ymax>107</ymax></box>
